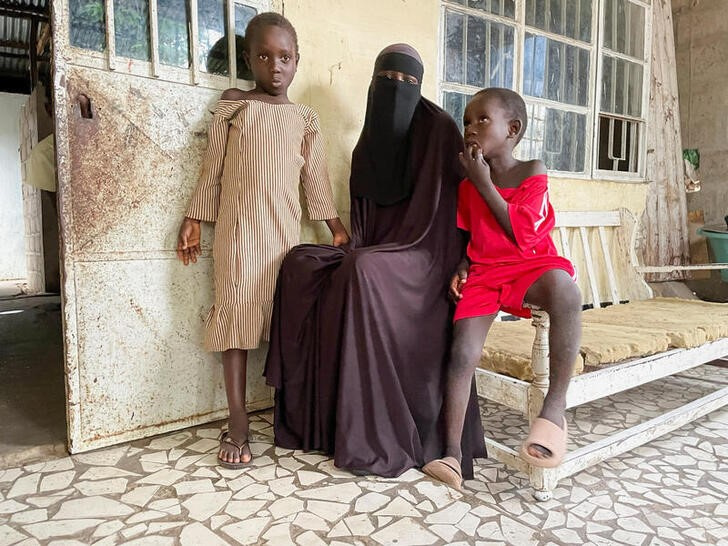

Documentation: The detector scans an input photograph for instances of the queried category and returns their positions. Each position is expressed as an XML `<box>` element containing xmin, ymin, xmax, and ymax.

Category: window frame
<box><xmin>592</xmin><ymin>0</ymin><xmax>652</xmax><ymax>181</ymax></box>
<box><xmin>62</xmin><ymin>0</ymin><xmax>270</xmax><ymax>90</ymax></box>
<box><xmin>438</xmin><ymin>0</ymin><xmax>652</xmax><ymax>182</ymax></box>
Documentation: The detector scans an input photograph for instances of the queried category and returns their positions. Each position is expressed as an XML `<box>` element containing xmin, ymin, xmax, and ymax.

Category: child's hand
<box><xmin>177</xmin><ymin>218</ymin><xmax>201</xmax><ymax>265</ymax></box>
<box><xmin>459</xmin><ymin>143</ymin><xmax>492</xmax><ymax>188</ymax></box>
<box><xmin>332</xmin><ymin>229</ymin><xmax>350</xmax><ymax>248</ymax></box>
<box><xmin>449</xmin><ymin>260</ymin><xmax>469</xmax><ymax>302</ymax></box>
<box><xmin>325</xmin><ymin>217</ymin><xmax>350</xmax><ymax>248</ymax></box>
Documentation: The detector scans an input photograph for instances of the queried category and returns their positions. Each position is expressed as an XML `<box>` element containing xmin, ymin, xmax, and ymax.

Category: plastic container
<box><xmin>697</xmin><ymin>225</ymin><xmax>728</xmax><ymax>281</ymax></box>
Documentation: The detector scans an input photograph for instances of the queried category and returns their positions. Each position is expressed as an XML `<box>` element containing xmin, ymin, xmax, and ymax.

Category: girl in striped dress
<box><xmin>176</xmin><ymin>12</ymin><xmax>349</xmax><ymax>468</ymax></box>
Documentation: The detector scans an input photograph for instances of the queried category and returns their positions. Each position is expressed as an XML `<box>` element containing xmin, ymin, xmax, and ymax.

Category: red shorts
<box><xmin>454</xmin><ymin>256</ymin><xmax>576</xmax><ymax>321</ymax></box>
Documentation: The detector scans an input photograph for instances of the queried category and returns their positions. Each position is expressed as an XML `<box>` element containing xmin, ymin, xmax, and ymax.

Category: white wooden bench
<box><xmin>475</xmin><ymin>209</ymin><xmax>728</xmax><ymax>501</ymax></box>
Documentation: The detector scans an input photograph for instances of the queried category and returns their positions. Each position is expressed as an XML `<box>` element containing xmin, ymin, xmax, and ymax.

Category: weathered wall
<box><xmin>0</xmin><ymin>92</ymin><xmax>27</xmax><ymax>281</ymax></box>
<box><xmin>282</xmin><ymin>0</ymin><xmax>441</xmax><ymax>242</ymax></box>
<box><xmin>673</xmin><ymin>0</ymin><xmax>728</xmax><ymax>231</ymax></box>
<box><xmin>19</xmin><ymin>89</ymin><xmax>46</xmax><ymax>293</ymax></box>
<box><xmin>281</xmin><ymin>0</ymin><xmax>648</xmax><ymax>245</ymax></box>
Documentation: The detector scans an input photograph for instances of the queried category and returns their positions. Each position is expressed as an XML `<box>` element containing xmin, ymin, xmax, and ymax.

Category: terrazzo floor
<box><xmin>1</xmin><ymin>367</ymin><xmax>727</xmax><ymax>546</ymax></box>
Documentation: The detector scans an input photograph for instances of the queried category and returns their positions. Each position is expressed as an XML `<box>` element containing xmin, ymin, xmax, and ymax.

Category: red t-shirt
<box><xmin>457</xmin><ymin>174</ymin><xmax>560</xmax><ymax>266</ymax></box>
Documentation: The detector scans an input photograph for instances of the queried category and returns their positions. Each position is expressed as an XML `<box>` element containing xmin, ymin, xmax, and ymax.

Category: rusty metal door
<box><xmin>52</xmin><ymin>0</ymin><xmax>272</xmax><ymax>452</ymax></box>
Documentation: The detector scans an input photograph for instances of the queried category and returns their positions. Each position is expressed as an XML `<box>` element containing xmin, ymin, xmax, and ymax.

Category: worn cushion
<box><xmin>479</xmin><ymin>298</ymin><xmax>728</xmax><ymax>381</ymax></box>
<box><xmin>480</xmin><ymin>319</ymin><xmax>585</xmax><ymax>382</ymax></box>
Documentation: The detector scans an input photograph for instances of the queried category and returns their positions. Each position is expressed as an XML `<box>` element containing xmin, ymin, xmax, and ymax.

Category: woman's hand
<box><xmin>459</xmin><ymin>143</ymin><xmax>492</xmax><ymax>189</ymax></box>
<box><xmin>177</xmin><ymin>218</ymin><xmax>202</xmax><ymax>265</ymax></box>
<box><xmin>449</xmin><ymin>259</ymin><xmax>470</xmax><ymax>302</ymax></box>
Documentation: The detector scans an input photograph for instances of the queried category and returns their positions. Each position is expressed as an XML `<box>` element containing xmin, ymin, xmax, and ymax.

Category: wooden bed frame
<box><xmin>475</xmin><ymin>209</ymin><xmax>728</xmax><ymax>500</ymax></box>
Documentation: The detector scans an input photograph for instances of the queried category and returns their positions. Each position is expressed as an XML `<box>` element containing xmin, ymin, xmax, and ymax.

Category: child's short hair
<box><xmin>244</xmin><ymin>12</ymin><xmax>299</xmax><ymax>56</ymax></box>
<box><xmin>475</xmin><ymin>88</ymin><xmax>528</xmax><ymax>144</ymax></box>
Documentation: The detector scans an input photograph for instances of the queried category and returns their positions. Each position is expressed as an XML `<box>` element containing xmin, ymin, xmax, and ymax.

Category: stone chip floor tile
<box><xmin>1</xmin><ymin>369</ymin><xmax>727</xmax><ymax>544</ymax></box>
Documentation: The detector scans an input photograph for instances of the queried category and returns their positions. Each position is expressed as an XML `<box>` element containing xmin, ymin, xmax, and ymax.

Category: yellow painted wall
<box><xmin>550</xmin><ymin>178</ymin><xmax>648</xmax><ymax>215</ymax></box>
<box><xmin>276</xmin><ymin>0</ymin><xmax>648</xmax><ymax>242</ymax></box>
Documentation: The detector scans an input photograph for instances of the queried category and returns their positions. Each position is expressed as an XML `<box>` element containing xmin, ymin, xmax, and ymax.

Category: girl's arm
<box><xmin>325</xmin><ymin>217</ymin><xmax>350</xmax><ymax>247</ymax></box>
<box><xmin>177</xmin><ymin>98</ymin><xmax>231</xmax><ymax>264</ymax></box>
<box><xmin>186</xmin><ymin>113</ymin><xmax>228</xmax><ymax>222</ymax></box>
<box><xmin>300</xmin><ymin>111</ymin><xmax>350</xmax><ymax>246</ymax></box>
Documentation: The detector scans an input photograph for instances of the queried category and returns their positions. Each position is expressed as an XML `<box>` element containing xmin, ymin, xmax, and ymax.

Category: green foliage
<box><xmin>683</xmin><ymin>148</ymin><xmax>700</xmax><ymax>170</ymax></box>
<box><xmin>70</xmin><ymin>0</ymin><xmax>105</xmax><ymax>51</ymax></box>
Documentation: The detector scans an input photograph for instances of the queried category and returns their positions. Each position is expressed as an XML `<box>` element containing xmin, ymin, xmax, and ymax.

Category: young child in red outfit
<box><xmin>423</xmin><ymin>88</ymin><xmax>582</xmax><ymax>490</ymax></box>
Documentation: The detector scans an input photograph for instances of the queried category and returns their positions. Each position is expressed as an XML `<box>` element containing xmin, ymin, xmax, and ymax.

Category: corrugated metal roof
<box><xmin>0</xmin><ymin>0</ymin><xmax>50</xmax><ymax>90</ymax></box>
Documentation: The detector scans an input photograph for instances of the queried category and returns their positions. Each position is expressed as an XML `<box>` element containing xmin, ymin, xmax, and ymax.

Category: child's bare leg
<box><xmin>220</xmin><ymin>349</ymin><xmax>251</xmax><ymax>464</ymax></box>
<box><xmin>524</xmin><ymin>269</ymin><xmax>582</xmax><ymax>457</ymax></box>
<box><xmin>443</xmin><ymin>314</ymin><xmax>496</xmax><ymax>462</ymax></box>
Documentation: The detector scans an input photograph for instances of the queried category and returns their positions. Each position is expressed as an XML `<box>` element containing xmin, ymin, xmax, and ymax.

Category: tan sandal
<box><xmin>422</xmin><ymin>457</ymin><xmax>463</xmax><ymax>492</ymax></box>
<box><xmin>218</xmin><ymin>431</ymin><xmax>252</xmax><ymax>469</ymax></box>
<box><xmin>519</xmin><ymin>417</ymin><xmax>568</xmax><ymax>468</ymax></box>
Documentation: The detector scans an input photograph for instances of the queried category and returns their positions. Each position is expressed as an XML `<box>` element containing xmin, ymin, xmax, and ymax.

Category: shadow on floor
<box><xmin>0</xmin><ymin>295</ymin><xmax>67</xmax><ymax>467</ymax></box>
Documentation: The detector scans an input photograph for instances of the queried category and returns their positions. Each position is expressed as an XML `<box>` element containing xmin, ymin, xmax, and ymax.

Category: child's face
<box><xmin>463</xmin><ymin>94</ymin><xmax>519</xmax><ymax>159</ymax></box>
<box><xmin>245</xmin><ymin>25</ymin><xmax>298</xmax><ymax>96</ymax></box>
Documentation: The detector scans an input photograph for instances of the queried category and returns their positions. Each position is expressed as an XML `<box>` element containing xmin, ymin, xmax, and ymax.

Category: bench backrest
<box><xmin>552</xmin><ymin>209</ymin><xmax>652</xmax><ymax>308</ymax></box>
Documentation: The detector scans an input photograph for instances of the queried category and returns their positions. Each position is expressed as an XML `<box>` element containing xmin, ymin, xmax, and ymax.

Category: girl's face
<box><xmin>462</xmin><ymin>94</ymin><xmax>520</xmax><ymax>159</ymax></box>
<box><xmin>245</xmin><ymin>25</ymin><xmax>298</xmax><ymax>96</ymax></box>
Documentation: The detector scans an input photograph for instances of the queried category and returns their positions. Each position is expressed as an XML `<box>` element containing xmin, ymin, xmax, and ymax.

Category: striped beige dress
<box><xmin>186</xmin><ymin>99</ymin><xmax>338</xmax><ymax>351</ymax></box>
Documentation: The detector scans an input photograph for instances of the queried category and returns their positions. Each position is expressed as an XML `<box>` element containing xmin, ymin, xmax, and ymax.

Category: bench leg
<box><xmin>529</xmin><ymin>465</ymin><xmax>559</xmax><ymax>501</ymax></box>
<box><xmin>527</xmin><ymin>309</ymin><xmax>560</xmax><ymax>501</ymax></box>
<box><xmin>528</xmin><ymin>309</ymin><xmax>550</xmax><ymax>423</ymax></box>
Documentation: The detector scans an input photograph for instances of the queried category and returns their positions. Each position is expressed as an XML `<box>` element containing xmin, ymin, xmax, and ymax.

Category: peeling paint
<box><xmin>54</xmin><ymin>36</ymin><xmax>273</xmax><ymax>453</ymax></box>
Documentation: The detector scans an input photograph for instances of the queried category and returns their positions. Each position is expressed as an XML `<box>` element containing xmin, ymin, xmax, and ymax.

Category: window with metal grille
<box><xmin>67</xmin><ymin>0</ymin><xmax>268</xmax><ymax>89</ymax></box>
<box><xmin>440</xmin><ymin>0</ymin><xmax>651</xmax><ymax>179</ymax></box>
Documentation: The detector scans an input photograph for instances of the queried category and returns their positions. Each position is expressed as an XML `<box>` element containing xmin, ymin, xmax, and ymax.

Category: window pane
<box><xmin>601</xmin><ymin>55</ymin><xmax>643</xmax><ymax>117</ymax></box>
<box><xmin>158</xmin><ymin>0</ymin><xmax>189</xmax><ymax>67</ymax></box>
<box><xmin>445</xmin><ymin>10</ymin><xmax>514</xmax><ymax>87</ymax></box>
<box><xmin>445</xmin><ymin>10</ymin><xmax>465</xmax><ymax>83</ymax></box>
<box><xmin>198</xmin><ymin>0</ymin><xmax>227</xmax><ymax>76</ymax></box>
<box><xmin>486</xmin><ymin>20</ymin><xmax>515</xmax><ymax>88</ymax></box>
<box><xmin>526</xmin><ymin>0</ymin><xmax>592</xmax><ymax>42</ymax></box>
<box><xmin>603</xmin><ymin>0</ymin><xmax>645</xmax><ymax>58</ymax></box>
<box><xmin>443</xmin><ymin>91</ymin><xmax>473</xmax><ymax>132</ymax></box>
<box><xmin>235</xmin><ymin>3</ymin><xmax>258</xmax><ymax>80</ymax></box>
<box><xmin>523</xmin><ymin>33</ymin><xmax>589</xmax><ymax>107</ymax></box>
<box><xmin>466</xmin><ymin>0</ymin><xmax>516</xmax><ymax>18</ymax></box>
<box><xmin>114</xmin><ymin>0</ymin><xmax>150</xmax><ymax>61</ymax></box>
<box><xmin>598</xmin><ymin>115</ymin><xmax>640</xmax><ymax>172</ymax></box>
<box><xmin>520</xmin><ymin>104</ymin><xmax>587</xmax><ymax>172</ymax></box>
<box><xmin>466</xmin><ymin>16</ymin><xmax>486</xmax><ymax>87</ymax></box>
<box><xmin>70</xmin><ymin>0</ymin><xmax>106</xmax><ymax>51</ymax></box>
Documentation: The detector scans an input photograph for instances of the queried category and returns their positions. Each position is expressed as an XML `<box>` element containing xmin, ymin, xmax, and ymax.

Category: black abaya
<box><xmin>264</xmin><ymin>98</ymin><xmax>486</xmax><ymax>478</ymax></box>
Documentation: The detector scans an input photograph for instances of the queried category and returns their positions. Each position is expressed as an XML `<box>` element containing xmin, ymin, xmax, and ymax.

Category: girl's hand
<box><xmin>177</xmin><ymin>218</ymin><xmax>202</xmax><ymax>265</ymax></box>
<box><xmin>459</xmin><ymin>143</ymin><xmax>492</xmax><ymax>189</ymax></box>
<box><xmin>449</xmin><ymin>260</ymin><xmax>469</xmax><ymax>302</ymax></box>
<box><xmin>332</xmin><ymin>229</ymin><xmax>350</xmax><ymax>248</ymax></box>
<box><xmin>325</xmin><ymin>217</ymin><xmax>350</xmax><ymax>248</ymax></box>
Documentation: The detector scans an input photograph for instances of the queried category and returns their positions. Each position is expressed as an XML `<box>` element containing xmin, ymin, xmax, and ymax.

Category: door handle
<box><xmin>78</xmin><ymin>94</ymin><xmax>92</xmax><ymax>119</ymax></box>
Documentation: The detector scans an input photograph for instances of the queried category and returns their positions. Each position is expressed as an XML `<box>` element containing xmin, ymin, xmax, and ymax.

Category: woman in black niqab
<box><xmin>264</xmin><ymin>44</ymin><xmax>486</xmax><ymax>478</ymax></box>
<box><xmin>350</xmin><ymin>43</ymin><xmax>423</xmax><ymax>205</ymax></box>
